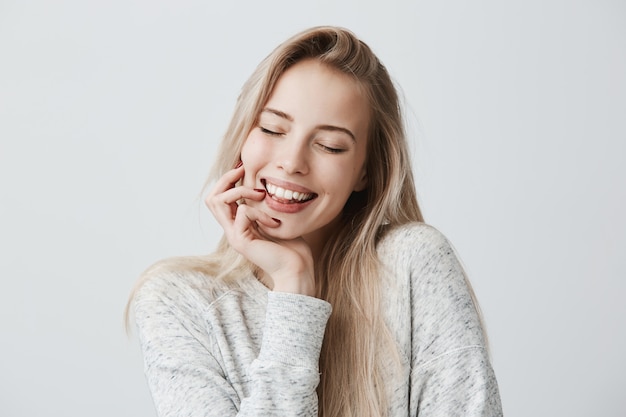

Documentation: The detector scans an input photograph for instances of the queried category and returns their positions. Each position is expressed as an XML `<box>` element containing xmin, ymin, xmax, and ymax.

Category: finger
<box><xmin>224</xmin><ymin>205</ymin><xmax>265</xmax><ymax>251</ymax></box>
<box><xmin>209</xmin><ymin>193</ymin><xmax>272</xmax><ymax>240</ymax></box>
<box><xmin>233</xmin><ymin>204</ymin><xmax>281</xmax><ymax>235</ymax></box>
<box><xmin>215</xmin><ymin>186</ymin><xmax>266</xmax><ymax>206</ymax></box>
<box><xmin>206</xmin><ymin>165</ymin><xmax>245</xmax><ymax>198</ymax></box>
<box><xmin>206</xmin><ymin>186</ymin><xmax>265</xmax><ymax>222</ymax></box>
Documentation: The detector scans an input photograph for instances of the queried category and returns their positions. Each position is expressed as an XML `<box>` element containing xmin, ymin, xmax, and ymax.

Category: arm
<box><xmin>133</xmin><ymin>156</ymin><xmax>325</xmax><ymax>416</ymax></box>
<box><xmin>134</xmin><ymin>278</ymin><xmax>331</xmax><ymax>417</ymax></box>
<box><xmin>240</xmin><ymin>292</ymin><xmax>331</xmax><ymax>415</ymax></box>
<box><xmin>406</xmin><ymin>226</ymin><xmax>502</xmax><ymax>416</ymax></box>
<box><xmin>410</xmin><ymin>347</ymin><xmax>501</xmax><ymax>416</ymax></box>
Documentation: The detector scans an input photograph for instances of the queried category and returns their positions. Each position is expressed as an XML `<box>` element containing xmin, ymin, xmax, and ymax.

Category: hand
<box><xmin>205</xmin><ymin>164</ymin><xmax>316</xmax><ymax>297</ymax></box>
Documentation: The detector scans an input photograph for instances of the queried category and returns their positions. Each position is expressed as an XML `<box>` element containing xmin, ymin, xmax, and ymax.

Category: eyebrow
<box><xmin>261</xmin><ymin>107</ymin><xmax>356</xmax><ymax>142</ymax></box>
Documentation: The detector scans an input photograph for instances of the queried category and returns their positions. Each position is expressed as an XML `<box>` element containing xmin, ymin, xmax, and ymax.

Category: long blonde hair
<box><xmin>128</xmin><ymin>26</ymin><xmax>424</xmax><ymax>416</ymax></box>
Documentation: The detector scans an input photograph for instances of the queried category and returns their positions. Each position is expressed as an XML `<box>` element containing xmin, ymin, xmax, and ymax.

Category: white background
<box><xmin>1</xmin><ymin>1</ymin><xmax>624</xmax><ymax>416</ymax></box>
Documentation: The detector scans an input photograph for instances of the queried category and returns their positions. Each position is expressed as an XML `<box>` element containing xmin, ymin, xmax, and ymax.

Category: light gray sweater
<box><xmin>134</xmin><ymin>223</ymin><xmax>502</xmax><ymax>416</ymax></box>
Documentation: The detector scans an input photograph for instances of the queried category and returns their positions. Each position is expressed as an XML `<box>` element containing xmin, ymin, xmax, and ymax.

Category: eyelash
<box><xmin>260</xmin><ymin>127</ymin><xmax>282</xmax><ymax>136</ymax></box>
<box><xmin>259</xmin><ymin>126</ymin><xmax>345</xmax><ymax>154</ymax></box>
<box><xmin>319</xmin><ymin>144</ymin><xmax>345</xmax><ymax>154</ymax></box>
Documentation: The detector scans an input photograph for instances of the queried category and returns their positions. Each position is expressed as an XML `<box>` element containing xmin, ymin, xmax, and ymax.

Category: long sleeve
<box><xmin>133</xmin><ymin>272</ymin><xmax>331</xmax><ymax>417</ymax></box>
<box><xmin>238</xmin><ymin>292</ymin><xmax>331</xmax><ymax>415</ymax></box>
<box><xmin>406</xmin><ymin>225</ymin><xmax>502</xmax><ymax>416</ymax></box>
<box><xmin>378</xmin><ymin>223</ymin><xmax>502</xmax><ymax>416</ymax></box>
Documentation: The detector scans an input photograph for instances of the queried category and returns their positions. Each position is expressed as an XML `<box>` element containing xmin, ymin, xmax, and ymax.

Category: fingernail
<box><xmin>234</xmin><ymin>160</ymin><xmax>243</xmax><ymax>168</ymax></box>
<box><xmin>253</xmin><ymin>188</ymin><xmax>265</xmax><ymax>193</ymax></box>
<box><xmin>272</xmin><ymin>217</ymin><xmax>281</xmax><ymax>224</ymax></box>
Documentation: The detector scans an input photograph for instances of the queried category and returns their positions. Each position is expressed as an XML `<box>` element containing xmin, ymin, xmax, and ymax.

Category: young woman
<box><xmin>129</xmin><ymin>26</ymin><xmax>502</xmax><ymax>417</ymax></box>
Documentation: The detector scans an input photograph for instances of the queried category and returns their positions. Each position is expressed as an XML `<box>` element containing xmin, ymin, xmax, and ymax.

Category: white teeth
<box><xmin>264</xmin><ymin>182</ymin><xmax>313</xmax><ymax>202</ymax></box>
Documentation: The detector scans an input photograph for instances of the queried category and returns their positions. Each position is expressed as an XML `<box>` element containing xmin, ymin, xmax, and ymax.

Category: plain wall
<box><xmin>1</xmin><ymin>0</ymin><xmax>624</xmax><ymax>415</ymax></box>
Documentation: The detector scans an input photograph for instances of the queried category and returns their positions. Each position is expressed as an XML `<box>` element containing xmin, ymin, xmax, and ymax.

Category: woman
<box><xmin>129</xmin><ymin>26</ymin><xmax>502</xmax><ymax>416</ymax></box>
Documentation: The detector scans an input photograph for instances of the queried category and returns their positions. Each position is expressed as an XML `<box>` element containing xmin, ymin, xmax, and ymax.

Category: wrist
<box><xmin>271</xmin><ymin>271</ymin><xmax>316</xmax><ymax>297</ymax></box>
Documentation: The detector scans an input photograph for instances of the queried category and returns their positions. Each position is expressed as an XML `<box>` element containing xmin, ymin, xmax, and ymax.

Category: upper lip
<box><xmin>261</xmin><ymin>177</ymin><xmax>317</xmax><ymax>196</ymax></box>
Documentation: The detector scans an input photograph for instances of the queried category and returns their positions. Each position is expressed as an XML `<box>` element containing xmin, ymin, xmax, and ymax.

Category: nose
<box><xmin>275</xmin><ymin>135</ymin><xmax>309</xmax><ymax>175</ymax></box>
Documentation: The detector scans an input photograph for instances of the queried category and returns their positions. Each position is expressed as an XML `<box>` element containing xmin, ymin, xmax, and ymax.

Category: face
<box><xmin>240</xmin><ymin>59</ymin><xmax>370</xmax><ymax>251</ymax></box>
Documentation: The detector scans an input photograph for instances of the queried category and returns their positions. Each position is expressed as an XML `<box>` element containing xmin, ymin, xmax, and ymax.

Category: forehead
<box><xmin>263</xmin><ymin>60</ymin><xmax>370</xmax><ymax>140</ymax></box>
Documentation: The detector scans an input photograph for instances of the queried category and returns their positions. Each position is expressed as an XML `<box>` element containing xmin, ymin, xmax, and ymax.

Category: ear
<box><xmin>353</xmin><ymin>167</ymin><xmax>368</xmax><ymax>192</ymax></box>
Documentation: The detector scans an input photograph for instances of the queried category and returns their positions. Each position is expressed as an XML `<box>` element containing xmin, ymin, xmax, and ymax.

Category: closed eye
<box><xmin>319</xmin><ymin>144</ymin><xmax>346</xmax><ymax>154</ymax></box>
<box><xmin>259</xmin><ymin>126</ymin><xmax>283</xmax><ymax>136</ymax></box>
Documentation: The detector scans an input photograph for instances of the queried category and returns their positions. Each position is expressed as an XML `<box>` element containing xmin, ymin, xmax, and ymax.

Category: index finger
<box><xmin>207</xmin><ymin>165</ymin><xmax>245</xmax><ymax>197</ymax></box>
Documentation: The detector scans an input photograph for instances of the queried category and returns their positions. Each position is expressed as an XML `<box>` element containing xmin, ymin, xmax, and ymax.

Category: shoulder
<box><xmin>378</xmin><ymin>222</ymin><xmax>451</xmax><ymax>251</ymax></box>
<box><xmin>131</xmin><ymin>256</ymin><xmax>258</xmax><ymax>330</ymax></box>
<box><xmin>377</xmin><ymin>222</ymin><xmax>456</xmax><ymax>270</ymax></box>
<box><xmin>378</xmin><ymin>222</ymin><xmax>472</xmax><ymax>305</ymax></box>
<box><xmin>131</xmin><ymin>257</ymin><xmax>264</xmax><ymax>352</ymax></box>
<box><xmin>134</xmin><ymin>258</ymin><xmax>202</xmax><ymax>299</ymax></box>
<box><xmin>378</xmin><ymin>222</ymin><xmax>486</xmax><ymax>347</ymax></box>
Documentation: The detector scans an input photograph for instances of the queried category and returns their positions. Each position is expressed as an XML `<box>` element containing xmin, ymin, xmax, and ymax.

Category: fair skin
<box><xmin>206</xmin><ymin>59</ymin><xmax>370</xmax><ymax>297</ymax></box>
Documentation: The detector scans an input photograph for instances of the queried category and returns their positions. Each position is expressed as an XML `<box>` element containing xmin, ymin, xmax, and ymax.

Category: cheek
<box><xmin>330</xmin><ymin>158</ymin><xmax>367</xmax><ymax>194</ymax></box>
<box><xmin>240</xmin><ymin>133</ymin><xmax>262</xmax><ymax>164</ymax></box>
<box><xmin>240</xmin><ymin>133</ymin><xmax>267</xmax><ymax>184</ymax></box>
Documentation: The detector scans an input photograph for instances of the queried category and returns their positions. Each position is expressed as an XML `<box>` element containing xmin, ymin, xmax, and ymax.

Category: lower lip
<box><xmin>264</xmin><ymin>193</ymin><xmax>315</xmax><ymax>213</ymax></box>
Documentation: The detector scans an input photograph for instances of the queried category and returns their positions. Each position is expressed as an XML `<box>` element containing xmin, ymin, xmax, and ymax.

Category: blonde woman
<box><xmin>129</xmin><ymin>26</ymin><xmax>502</xmax><ymax>417</ymax></box>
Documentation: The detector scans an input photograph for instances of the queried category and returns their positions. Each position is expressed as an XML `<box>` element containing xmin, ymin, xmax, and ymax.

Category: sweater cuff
<box><xmin>258</xmin><ymin>291</ymin><xmax>332</xmax><ymax>370</ymax></box>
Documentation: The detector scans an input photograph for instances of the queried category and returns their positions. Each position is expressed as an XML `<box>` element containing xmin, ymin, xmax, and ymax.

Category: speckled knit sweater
<box><xmin>134</xmin><ymin>222</ymin><xmax>502</xmax><ymax>416</ymax></box>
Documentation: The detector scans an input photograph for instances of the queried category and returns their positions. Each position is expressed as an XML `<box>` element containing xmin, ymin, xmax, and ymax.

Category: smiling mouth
<box><xmin>262</xmin><ymin>180</ymin><xmax>317</xmax><ymax>204</ymax></box>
